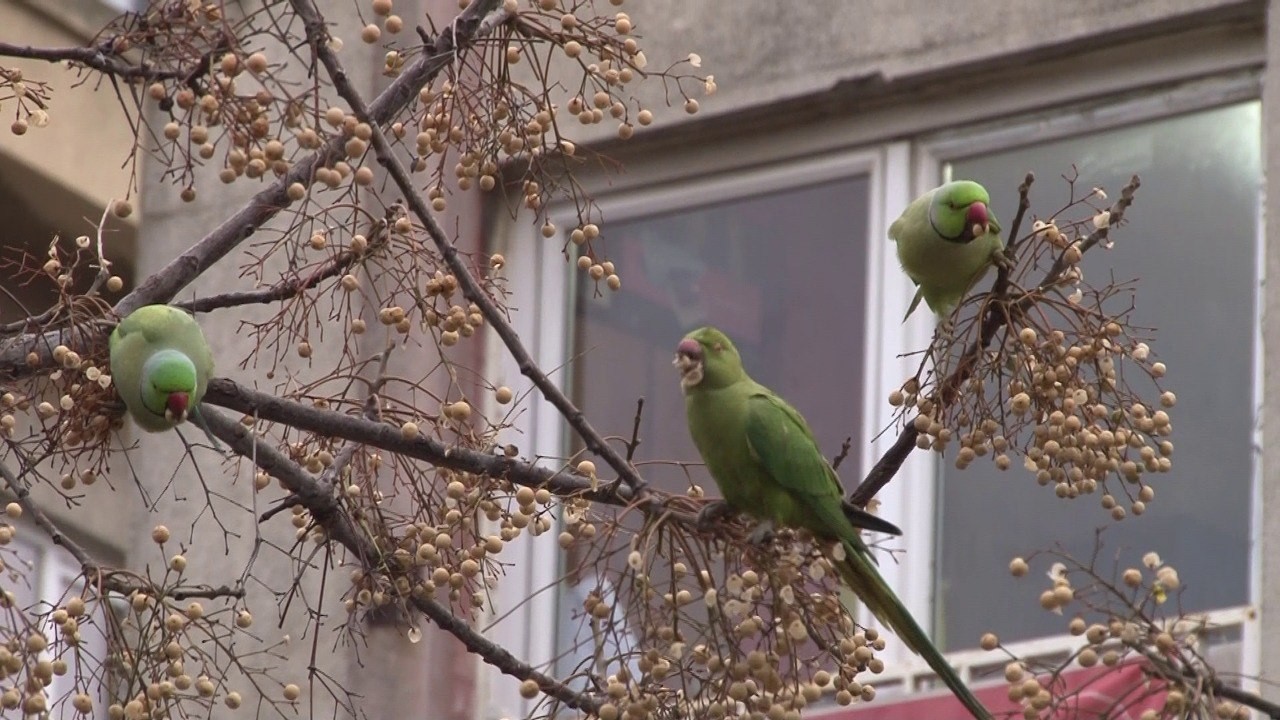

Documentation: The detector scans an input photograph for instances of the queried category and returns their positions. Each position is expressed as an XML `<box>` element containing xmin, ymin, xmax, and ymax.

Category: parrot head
<box><xmin>928</xmin><ymin>180</ymin><xmax>997</xmax><ymax>244</ymax></box>
<box><xmin>141</xmin><ymin>349</ymin><xmax>199</xmax><ymax>425</ymax></box>
<box><xmin>673</xmin><ymin>326</ymin><xmax>747</xmax><ymax>393</ymax></box>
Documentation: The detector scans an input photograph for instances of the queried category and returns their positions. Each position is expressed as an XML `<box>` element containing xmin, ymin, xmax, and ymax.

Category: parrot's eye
<box><xmin>712</xmin><ymin>342</ymin><xmax>724</xmax><ymax>352</ymax></box>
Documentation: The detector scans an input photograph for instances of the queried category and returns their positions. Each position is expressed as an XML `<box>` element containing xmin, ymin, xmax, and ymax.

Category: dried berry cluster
<box><xmin>894</xmin><ymin>180</ymin><xmax>1171</xmax><ymax>521</ymax></box>
<box><xmin>991</xmin><ymin>550</ymin><xmax>1250</xmax><ymax>719</ymax></box>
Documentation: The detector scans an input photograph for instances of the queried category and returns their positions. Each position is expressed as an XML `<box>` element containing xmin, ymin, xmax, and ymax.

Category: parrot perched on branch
<box><xmin>674</xmin><ymin>326</ymin><xmax>991</xmax><ymax>720</ymax></box>
<box><xmin>891</xmin><ymin>179</ymin><xmax>1006</xmax><ymax>320</ymax></box>
<box><xmin>110</xmin><ymin>305</ymin><xmax>216</xmax><ymax>436</ymax></box>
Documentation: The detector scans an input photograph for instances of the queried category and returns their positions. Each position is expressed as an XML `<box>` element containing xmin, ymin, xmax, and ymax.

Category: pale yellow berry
<box><xmin>495</xmin><ymin>386</ymin><xmax>513</xmax><ymax>404</ymax></box>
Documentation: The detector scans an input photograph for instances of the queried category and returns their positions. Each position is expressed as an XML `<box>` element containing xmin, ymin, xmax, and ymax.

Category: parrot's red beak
<box><xmin>676</xmin><ymin>338</ymin><xmax>703</xmax><ymax>361</ymax></box>
<box><xmin>165</xmin><ymin>392</ymin><xmax>190</xmax><ymax>423</ymax></box>
<box><xmin>966</xmin><ymin>201</ymin><xmax>990</xmax><ymax>233</ymax></box>
<box><xmin>673</xmin><ymin>338</ymin><xmax>705</xmax><ymax>391</ymax></box>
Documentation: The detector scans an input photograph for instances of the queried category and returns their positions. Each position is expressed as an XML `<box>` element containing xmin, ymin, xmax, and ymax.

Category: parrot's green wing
<box><xmin>742</xmin><ymin>393</ymin><xmax>991</xmax><ymax>719</ymax></box>
<box><xmin>742</xmin><ymin>392</ymin><xmax>900</xmax><ymax>537</ymax></box>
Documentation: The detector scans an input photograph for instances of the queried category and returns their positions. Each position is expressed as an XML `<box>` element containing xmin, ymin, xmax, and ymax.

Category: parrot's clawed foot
<box><xmin>936</xmin><ymin>317</ymin><xmax>956</xmax><ymax>338</ymax></box>
<box><xmin>993</xmin><ymin>249</ymin><xmax>1014</xmax><ymax>272</ymax></box>
<box><xmin>696</xmin><ymin>500</ymin><xmax>734</xmax><ymax>531</ymax></box>
<box><xmin>747</xmin><ymin>519</ymin><xmax>776</xmax><ymax>547</ymax></box>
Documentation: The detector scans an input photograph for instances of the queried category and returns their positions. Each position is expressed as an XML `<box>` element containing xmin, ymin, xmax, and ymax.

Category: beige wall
<box><xmin>0</xmin><ymin>0</ymin><xmax>136</xmax><ymax>219</ymax></box>
<box><xmin>601</xmin><ymin>0</ymin><xmax>1259</xmax><ymax>134</ymax></box>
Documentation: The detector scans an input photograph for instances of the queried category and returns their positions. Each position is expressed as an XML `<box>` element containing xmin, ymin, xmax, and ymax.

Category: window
<box><xmin>931</xmin><ymin>100</ymin><xmax>1262</xmax><ymax>650</ymax></box>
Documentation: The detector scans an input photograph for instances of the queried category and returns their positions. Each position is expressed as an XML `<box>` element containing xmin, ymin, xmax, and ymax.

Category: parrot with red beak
<box><xmin>110</xmin><ymin>305</ymin><xmax>215</xmax><ymax>434</ymax></box>
<box><xmin>674</xmin><ymin>326</ymin><xmax>992</xmax><ymax>720</ymax></box>
<box><xmin>891</xmin><ymin>180</ymin><xmax>1005</xmax><ymax>320</ymax></box>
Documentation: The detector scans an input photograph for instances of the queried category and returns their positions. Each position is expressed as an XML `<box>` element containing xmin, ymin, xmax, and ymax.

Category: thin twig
<box><xmin>624</xmin><ymin>398</ymin><xmax>644</xmax><ymax>462</ymax></box>
<box><xmin>830</xmin><ymin>436</ymin><xmax>853</xmax><ymax>471</ymax></box>
<box><xmin>177</xmin><ymin>219</ymin><xmax>389</xmax><ymax>314</ymax></box>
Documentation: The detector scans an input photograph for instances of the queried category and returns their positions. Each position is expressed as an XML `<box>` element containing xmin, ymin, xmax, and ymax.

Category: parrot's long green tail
<box><xmin>835</xmin><ymin>540</ymin><xmax>992</xmax><ymax>720</ymax></box>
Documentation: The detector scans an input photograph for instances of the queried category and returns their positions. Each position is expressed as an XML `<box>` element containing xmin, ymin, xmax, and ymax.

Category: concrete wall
<box><xmin>1258</xmin><ymin>0</ymin><xmax>1280</xmax><ymax>707</ymax></box>
<box><xmin>610</xmin><ymin>0</ymin><xmax>1260</xmax><ymax>131</ymax></box>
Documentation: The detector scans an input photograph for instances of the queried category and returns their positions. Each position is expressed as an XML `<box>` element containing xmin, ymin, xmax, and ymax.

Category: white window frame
<box><xmin>479</xmin><ymin>69</ymin><xmax>1264</xmax><ymax>715</ymax></box>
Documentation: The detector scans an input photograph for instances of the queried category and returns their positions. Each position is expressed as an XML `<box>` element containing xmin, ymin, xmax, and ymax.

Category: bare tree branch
<box><xmin>202</xmin><ymin>404</ymin><xmax>604</xmax><ymax>715</ymax></box>
<box><xmin>291</xmin><ymin>0</ymin><xmax>647</xmax><ymax>501</ymax></box>
<box><xmin>203</xmin><ymin>378</ymin><xmax>627</xmax><ymax>506</ymax></box>
<box><xmin>0</xmin><ymin>42</ymin><xmax>185</xmax><ymax>81</ymax></box>
<box><xmin>0</xmin><ymin>0</ymin><xmax>514</xmax><ymax>379</ymax></box>
<box><xmin>0</xmin><ymin>458</ymin><xmax>245</xmax><ymax>601</ymax></box>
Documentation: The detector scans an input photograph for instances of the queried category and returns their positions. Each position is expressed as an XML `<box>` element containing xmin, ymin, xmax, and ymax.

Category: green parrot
<box><xmin>674</xmin><ymin>326</ymin><xmax>991</xmax><ymax>720</ymax></box>
<box><xmin>890</xmin><ymin>180</ymin><xmax>1005</xmax><ymax>320</ymax></box>
<box><xmin>109</xmin><ymin>305</ymin><xmax>215</xmax><ymax>434</ymax></box>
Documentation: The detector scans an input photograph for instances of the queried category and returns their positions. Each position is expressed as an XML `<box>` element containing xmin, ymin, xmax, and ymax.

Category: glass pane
<box><xmin>557</xmin><ymin>174</ymin><xmax>872</xmax><ymax>684</ymax></box>
<box><xmin>936</xmin><ymin>102</ymin><xmax>1260</xmax><ymax>650</ymax></box>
